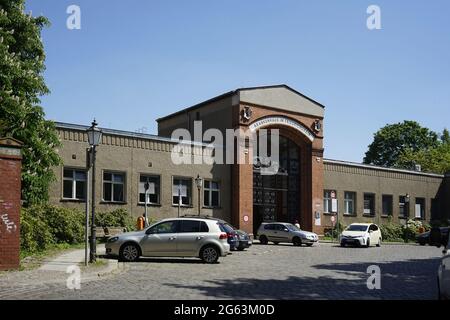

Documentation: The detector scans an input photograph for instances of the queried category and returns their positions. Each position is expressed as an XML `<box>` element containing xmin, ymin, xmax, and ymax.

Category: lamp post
<box><xmin>195</xmin><ymin>174</ymin><xmax>203</xmax><ymax>216</ymax></box>
<box><xmin>405</xmin><ymin>193</ymin><xmax>410</xmax><ymax>219</ymax></box>
<box><xmin>86</xmin><ymin>119</ymin><xmax>102</xmax><ymax>263</ymax></box>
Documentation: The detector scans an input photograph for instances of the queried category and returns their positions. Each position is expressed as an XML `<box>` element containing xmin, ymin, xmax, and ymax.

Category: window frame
<box><xmin>138</xmin><ymin>173</ymin><xmax>161</xmax><ymax>206</ymax></box>
<box><xmin>382</xmin><ymin>194</ymin><xmax>393</xmax><ymax>217</ymax></box>
<box><xmin>415</xmin><ymin>197</ymin><xmax>426</xmax><ymax>220</ymax></box>
<box><xmin>363</xmin><ymin>193</ymin><xmax>376</xmax><ymax>217</ymax></box>
<box><xmin>323</xmin><ymin>190</ymin><xmax>335</xmax><ymax>214</ymax></box>
<box><xmin>172</xmin><ymin>176</ymin><xmax>193</xmax><ymax>207</ymax></box>
<box><xmin>203</xmin><ymin>179</ymin><xmax>221</xmax><ymax>208</ymax></box>
<box><xmin>102</xmin><ymin>170</ymin><xmax>126</xmax><ymax>203</ymax></box>
<box><xmin>62</xmin><ymin>167</ymin><xmax>87</xmax><ymax>201</ymax></box>
<box><xmin>343</xmin><ymin>191</ymin><xmax>356</xmax><ymax>216</ymax></box>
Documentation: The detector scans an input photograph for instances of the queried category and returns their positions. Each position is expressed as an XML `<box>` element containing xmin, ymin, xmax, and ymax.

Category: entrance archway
<box><xmin>253</xmin><ymin>134</ymin><xmax>301</xmax><ymax>233</ymax></box>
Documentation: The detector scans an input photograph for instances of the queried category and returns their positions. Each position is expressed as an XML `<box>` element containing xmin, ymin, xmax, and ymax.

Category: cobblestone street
<box><xmin>0</xmin><ymin>242</ymin><xmax>443</xmax><ymax>300</ymax></box>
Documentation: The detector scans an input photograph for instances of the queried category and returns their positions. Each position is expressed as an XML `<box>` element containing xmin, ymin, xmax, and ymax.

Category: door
<box><xmin>369</xmin><ymin>225</ymin><xmax>380</xmax><ymax>244</ymax></box>
<box><xmin>176</xmin><ymin>220</ymin><xmax>209</xmax><ymax>256</ymax></box>
<box><xmin>272</xmin><ymin>224</ymin><xmax>290</xmax><ymax>242</ymax></box>
<box><xmin>142</xmin><ymin>220</ymin><xmax>179</xmax><ymax>256</ymax></box>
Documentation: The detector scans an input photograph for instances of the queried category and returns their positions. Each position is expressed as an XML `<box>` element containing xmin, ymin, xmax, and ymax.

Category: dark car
<box><xmin>219</xmin><ymin>222</ymin><xmax>239</xmax><ymax>250</ymax></box>
<box><xmin>235</xmin><ymin>229</ymin><xmax>252</xmax><ymax>251</ymax></box>
<box><xmin>416</xmin><ymin>227</ymin><xmax>449</xmax><ymax>246</ymax></box>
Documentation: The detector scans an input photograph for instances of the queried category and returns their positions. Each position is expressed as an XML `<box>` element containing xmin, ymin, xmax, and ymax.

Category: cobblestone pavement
<box><xmin>0</xmin><ymin>242</ymin><xmax>443</xmax><ymax>300</ymax></box>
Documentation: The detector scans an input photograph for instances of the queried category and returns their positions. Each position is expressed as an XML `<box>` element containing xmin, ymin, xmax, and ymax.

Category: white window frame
<box><xmin>172</xmin><ymin>177</ymin><xmax>192</xmax><ymax>206</ymax></box>
<box><xmin>203</xmin><ymin>180</ymin><xmax>220</xmax><ymax>208</ymax></box>
<box><xmin>323</xmin><ymin>190</ymin><xmax>334</xmax><ymax>213</ymax></box>
<box><xmin>344</xmin><ymin>191</ymin><xmax>355</xmax><ymax>215</ymax></box>
<box><xmin>62</xmin><ymin>168</ymin><xmax>87</xmax><ymax>200</ymax></box>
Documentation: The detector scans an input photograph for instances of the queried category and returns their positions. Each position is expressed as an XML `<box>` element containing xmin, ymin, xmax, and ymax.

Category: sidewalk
<box><xmin>0</xmin><ymin>244</ymin><xmax>124</xmax><ymax>299</ymax></box>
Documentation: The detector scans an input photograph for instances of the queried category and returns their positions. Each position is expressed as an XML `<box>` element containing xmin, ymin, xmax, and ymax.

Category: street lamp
<box><xmin>86</xmin><ymin>119</ymin><xmax>102</xmax><ymax>263</ymax></box>
<box><xmin>195</xmin><ymin>174</ymin><xmax>203</xmax><ymax>216</ymax></box>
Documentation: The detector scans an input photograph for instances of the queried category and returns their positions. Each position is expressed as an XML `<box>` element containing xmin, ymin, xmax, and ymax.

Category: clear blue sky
<box><xmin>26</xmin><ymin>0</ymin><xmax>450</xmax><ymax>162</ymax></box>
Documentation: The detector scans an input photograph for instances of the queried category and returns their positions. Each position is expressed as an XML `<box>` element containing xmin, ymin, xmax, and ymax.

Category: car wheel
<box><xmin>259</xmin><ymin>235</ymin><xmax>268</xmax><ymax>245</ymax></box>
<box><xmin>119</xmin><ymin>243</ymin><xmax>140</xmax><ymax>262</ymax></box>
<box><xmin>200</xmin><ymin>245</ymin><xmax>219</xmax><ymax>264</ymax></box>
<box><xmin>366</xmin><ymin>239</ymin><xmax>371</xmax><ymax>248</ymax></box>
<box><xmin>237</xmin><ymin>247</ymin><xmax>245</xmax><ymax>251</ymax></box>
<box><xmin>376</xmin><ymin>238</ymin><xmax>381</xmax><ymax>247</ymax></box>
<box><xmin>273</xmin><ymin>242</ymin><xmax>279</xmax><ymax>245</ymax></box>
<box><xmin>418</xmin><ymin>239</ymin><xmax>426</xmax><ymax>246</ymax></box>
<box><xmin>293</xmin><ymin>237</ymin><xmax>302</xmax><ymax>246</ymax></box>
<box><xmin>340</xmin><ymin>241</ymin><xmax>346</xmax><ymax>247</ymax></box>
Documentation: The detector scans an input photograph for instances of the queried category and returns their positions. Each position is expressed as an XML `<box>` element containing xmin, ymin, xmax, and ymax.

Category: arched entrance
<box><xmin>253</xmin><ymin>134</ymin><xmax>301</xmax><ymax>233</ymax></box>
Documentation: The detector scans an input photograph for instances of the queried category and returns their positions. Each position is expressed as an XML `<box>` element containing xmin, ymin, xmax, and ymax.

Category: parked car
<box><xmin>438</xmin><ymin>237</ymin><xmax>450</xmax><ymax>300</ymax></box>
<box><xmin>416</xmin><ymin>227</ymin><xmax>449</xmax><ymax>246</ymax></box>
<box><xmin>218</xmin><ymin>221</ymin><xmax>239</xmax><ymax>251</ymax></box>
<box><xmin>339</xmin><ymin>223</ymin><xmax>382</xmax><ymax>248</ymax></box>
<box><xmin>105</xmin><ymin>217</ymin><xmax>230</xmax><ymax>263</ymax></box>
<box><xmin>235</xmin><ymin>229</ymin><xmax>252</xmax><ymax>251</ymax></box>
<box><xmin>257</xmin><ymin>222</ymin><xmax>319</xmax><ymax>246</ymax></box>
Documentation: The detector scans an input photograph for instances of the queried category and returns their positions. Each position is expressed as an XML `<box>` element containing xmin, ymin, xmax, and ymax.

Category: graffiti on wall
<box><xmin>0</xmin><ymin>213</ymin><xmax>17</xmax><ymax>234</ymax></box>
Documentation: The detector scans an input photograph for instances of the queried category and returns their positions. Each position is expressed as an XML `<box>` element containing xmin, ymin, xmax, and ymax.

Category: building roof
<box><xmin>156</xmin><ymin>84</ymin><xmax>325</xmax><ymax>122</ymax></box>
<box><xmin>324</xmin><ymin>158</ymin><xmax>444</xmax><ymax>178</ymax></box>
<box><xmin>54</xmin><ymin>122</ymin><xmax>210</xmax><ymax>147</ymax></box>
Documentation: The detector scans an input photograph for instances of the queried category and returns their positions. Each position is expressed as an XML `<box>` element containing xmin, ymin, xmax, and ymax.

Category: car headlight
<box><xmin>108</xmin><ymin>236</ymin><xmax>119</xmax><ymax>243</ymax></box>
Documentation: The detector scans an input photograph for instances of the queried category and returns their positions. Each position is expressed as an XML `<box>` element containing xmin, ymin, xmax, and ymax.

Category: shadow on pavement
<box><xmin>163</xmin><ymin>258</ymin><xmax>441</xmax><ymax>300</ymax></box>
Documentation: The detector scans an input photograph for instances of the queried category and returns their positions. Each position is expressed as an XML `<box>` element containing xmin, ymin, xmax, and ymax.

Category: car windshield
<box><xmin>346</xmin><ymin>225</ymin><xmax>368</xmax><ymax>232</ymax></box>
<box><xmin>285</xmin><ymin>224</ymin><xmax>300</xmax><ymax>231</ymax></box>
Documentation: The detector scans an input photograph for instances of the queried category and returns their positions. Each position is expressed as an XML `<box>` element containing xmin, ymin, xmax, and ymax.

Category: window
<box><xmin>204</xmin><ymin>180</ymin><xmax>220</xmax><ymax>208</ymax></box>
<box><xmin>399</xmin><ymin>196</ymin><xmax>408</xmax><ymax>218</ymax></box>
<box><xmin>103</xmin><ymin>172</ymin><xmax>125</xmax><ymax>202</ymax></box>
<box><xmin>363</xmin><ymin>193</ymin><xmax>375</xmax><ymax>216</ymax></box>
<box><xmin>344</xmin><ymin>192</ymin><xmax>356</xmax><ymax>215</ymax></box>
<box><xmin>369</xmin><ymin>224</ymin><xmax>379</xmax><ymax>231</ymax></box>
<box><xmin>415</xmin><ymin>198</ymin><xmax>426</xmax><ymax>220</ymax></box>
<box><xmin>149</xmin><ymin>220</ymin><xmax>178</xmax><ymax>234</ymax></box>
<box><xmin>172</xmin><ymin>177</ymin><xmax>192</xmax><ymax>206</ymax></box>
<box><xmin>179</xmin><ymin>220</ymin><xmax>209</xmax><ymax>233</ymax></box>
<box><xmin>323</xmin><ymin>190</ymin><xmax>335</xmax><ymax>213</ymax></box>
<box><xmin>63</xmin><ymin>168</ymin><xmax>86</xmax><ymax>200</ymax></box>
<box><xmin>382</xmin><ymin>195</ymin><xmax>393</xmax><ymax>216</ymax></box>
<box><xmin>139</xmin><ymin>175</ymin><xmax>160</xmax><ymax>204</ymax></box>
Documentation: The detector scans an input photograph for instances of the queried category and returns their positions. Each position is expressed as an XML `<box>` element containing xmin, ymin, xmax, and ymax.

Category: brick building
<box><xmin>49</xmin><ymin>85</ymin><xmax>450</xmax><ymax>235</ymax></box>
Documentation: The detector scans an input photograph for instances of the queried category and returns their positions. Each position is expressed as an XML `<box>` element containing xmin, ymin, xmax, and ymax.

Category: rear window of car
<box><xmin>199</xmin><ymin>221</ymin><xmax>209</xmax><ymax>232</ymax></box>
<box><xmin>179</xmin><ymin>220</ymin><xmax>209</xmax><ymax>233</ymax></box>
<box><xmin>218</xmin><ymin>223</ymin><xmax>234</xmax><ymax>233</ymax></box>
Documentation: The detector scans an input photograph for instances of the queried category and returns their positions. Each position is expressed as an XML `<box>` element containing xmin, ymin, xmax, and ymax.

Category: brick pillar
<box><xmin>0</xmin><ymin>138</ymin><xmax>23</xmax><ymax>271</ymax></box>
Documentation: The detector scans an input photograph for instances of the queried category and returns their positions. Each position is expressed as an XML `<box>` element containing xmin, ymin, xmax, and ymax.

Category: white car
<box><xmin>339</xmin><ymin>223</ymin><xmax>382</xmax><ymax>247</ymax></box>
<box><xmin>438</xmin><ymin>240</ymin><xmax>450</xmax><ymax>300</ymax></box>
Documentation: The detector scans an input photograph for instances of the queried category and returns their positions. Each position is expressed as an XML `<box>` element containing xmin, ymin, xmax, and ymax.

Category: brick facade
<box><xmin>0</xmin><ymin>138</ymin><xmax>23</xmax><ymax>271</ymax></box>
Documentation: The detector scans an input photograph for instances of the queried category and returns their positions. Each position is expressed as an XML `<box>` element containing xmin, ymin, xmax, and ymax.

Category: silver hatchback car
<box><xmin>105</xmin><ymin>218</ymin><xmax>230</xmax><ymax>263</ymax></box>
<box><xmin>257</xmin><ymin>222</ymin><xmax>319</xmax><ymax>246</ymax></box>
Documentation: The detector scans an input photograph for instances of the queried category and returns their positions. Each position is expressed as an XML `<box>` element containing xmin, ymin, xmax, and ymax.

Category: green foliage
<box><xmin>379</xmin><ymin>219</ymin><xmax>429</xmax><ymax>243</ymax></box>
<box><xmin>96</xmin><ymin>208</ymin><xmax>135</xmax><ymax>231</ymax></box>
<box><xmin>363</xmin><ymin>121</ymin><xmax>439</xmax><ymax>168</ymax></box>
<box><xmin>397</xmin><ymin>129</ymin><xmax>450</xmax><ymax>174</ymax></box>
<box><xmin>0</xmin><ymin>0</ymin><xmax>61</xmax><ymax>205</ymax></box>
<box><xmin>20</xmin><ymin>204</ymin><xmax>135</xmax><ymax>255</ymax></box>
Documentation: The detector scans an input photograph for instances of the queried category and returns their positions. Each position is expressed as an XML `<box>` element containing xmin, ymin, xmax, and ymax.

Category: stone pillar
<box><xmin>0</xmin><ymin>138</ymin><xmax>23</xmax><ymax>271</ymax></box>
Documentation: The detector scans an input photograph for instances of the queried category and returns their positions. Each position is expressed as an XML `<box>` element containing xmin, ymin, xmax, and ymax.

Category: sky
<box><xmin>26</xmin><ymin>0</ymin><xmax>450</xmax><ymax>163</ymax></box>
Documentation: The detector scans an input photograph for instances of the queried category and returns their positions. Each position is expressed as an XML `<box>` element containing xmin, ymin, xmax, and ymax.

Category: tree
<box><xmin>0</xmin><ymin>0</ymin><xmax>61</xmax><ymax>205</ymax></box>
<box><xmin>363</xmin><ymin>121</ymin><xmax>439</xmax><ymax>168</ymax></box>
<box><xmin>397</xmin><ymin>129</ymin><xmax>450</xmax><ymax>174</ymax></box>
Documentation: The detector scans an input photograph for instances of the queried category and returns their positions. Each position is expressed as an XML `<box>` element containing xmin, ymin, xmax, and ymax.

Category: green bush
<box><xmin>96</xmin><ymin>208</ymin><xmax>135</xmax><ymax>231</ymax></box>
<box><xmin>20</xmin><ymin>208</ymin><xmax>54</xmax><ymax>253</ymax></box>
<box><xmin>20</xmin><ymin>205</ymin><xmax>135</xmax><ymax>255</ymax></box>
